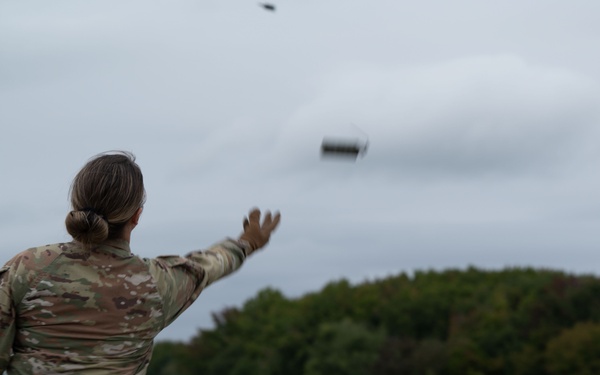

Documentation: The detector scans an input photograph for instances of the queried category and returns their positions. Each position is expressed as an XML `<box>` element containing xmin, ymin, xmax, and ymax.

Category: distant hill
<box><xmin>149</xmin><ymin>267</ymin><xmax>600</xmax><ymax>375</ymax></box>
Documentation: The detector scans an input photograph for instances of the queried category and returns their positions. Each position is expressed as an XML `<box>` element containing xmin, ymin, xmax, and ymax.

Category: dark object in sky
<box><xmin>259</xmin><ymin>3</ymin><xmax>276</xmax><ymax>11</ymax></box>
<box><xmin>321</xmin><ymin>138</ymin><xmax>368</xmax><ymax>160</ymax></box>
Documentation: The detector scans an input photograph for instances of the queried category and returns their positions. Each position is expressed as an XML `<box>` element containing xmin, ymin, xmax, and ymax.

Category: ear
<box><xmin>131</xmin><ymin>207</ymin><xmax>143</xmax><ymax>226</ymax></box>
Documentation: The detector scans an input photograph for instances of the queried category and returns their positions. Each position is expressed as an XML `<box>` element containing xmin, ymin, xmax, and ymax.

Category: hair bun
<box><xmin>65</xmin><ymin>210</ymin><xmax>110</xmax><ymax>246</ymax></box>
<box><xmin>81</xmin><ymin>208</ymin><xmax>108</xmax><ymax>222</ymax></box>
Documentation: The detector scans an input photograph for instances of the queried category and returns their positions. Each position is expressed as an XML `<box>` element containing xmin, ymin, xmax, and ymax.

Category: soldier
<box><xmin>0</xmin><ymin>151</ymin><xmax>281</xmax><ymax>374</ymax></box>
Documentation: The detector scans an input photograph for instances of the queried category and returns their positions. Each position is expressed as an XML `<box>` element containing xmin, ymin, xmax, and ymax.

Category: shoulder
<box><xmin>143</xmin><ymin>255</ymin><xmax>187</xmax><ymax>271</ymax></box>
<box><xmin>11</xmin><ymin>243</ymin><xmax>66</xmax><ymax>263</ymax></box>
<box><xmin>4</xmin><ymin>242</ymin><xmax>76</xmax><ymax>276</ymax></box>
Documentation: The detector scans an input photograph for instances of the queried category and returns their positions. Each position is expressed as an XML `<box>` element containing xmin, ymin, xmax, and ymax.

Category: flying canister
<box><xmin>321</xmin><ymin>137</ymin><xmax>368</xmax><ymax>160</ymax></box>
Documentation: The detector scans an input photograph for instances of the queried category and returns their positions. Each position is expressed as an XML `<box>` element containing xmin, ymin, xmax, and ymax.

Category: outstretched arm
<box><xmin>148</xmin><ymin>208</ymin><xmax>281</xmax><ymax>328</ymax></box>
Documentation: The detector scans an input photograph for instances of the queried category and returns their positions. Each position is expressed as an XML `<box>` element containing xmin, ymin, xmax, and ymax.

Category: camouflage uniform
<box><xmin>0</xmin><ymin>238</ymin><xmax>246</xmax><ymax>374</ymax></box>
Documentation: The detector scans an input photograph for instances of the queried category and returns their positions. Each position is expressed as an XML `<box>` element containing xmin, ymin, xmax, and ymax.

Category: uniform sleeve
<box><xmin>0</xmin><ymin>265</ymin><xmax>15</xmax><ymax>372</ymax></box>
<box><xmin>0</xmin><ymin>249</ymin><xmax>44</xmax><ymax>372</ymax></box>
<box><xmin>147</xmin><ymin>239</ymin><xmax>246</xmax><ymax>328</ymax></box>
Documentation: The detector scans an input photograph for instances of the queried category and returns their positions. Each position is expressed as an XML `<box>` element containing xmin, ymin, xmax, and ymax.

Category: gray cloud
<box><xmin>273</xmin><ymin>56</ymin><xmax>600</xmax><ymax>180</ymax></box>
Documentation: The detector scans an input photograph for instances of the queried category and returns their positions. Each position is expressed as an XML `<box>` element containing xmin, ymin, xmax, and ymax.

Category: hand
<box><xmin>239</xmin><ymin>208</ymin><xmax>281</xmax><ymax>255</ymax></box>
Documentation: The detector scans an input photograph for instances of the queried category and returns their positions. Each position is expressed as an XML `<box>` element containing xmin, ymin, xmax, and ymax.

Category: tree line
<box><xmin>148</xmin><ymin>266</ymin><xmax>600</xmax><ymax>375</ymax></box>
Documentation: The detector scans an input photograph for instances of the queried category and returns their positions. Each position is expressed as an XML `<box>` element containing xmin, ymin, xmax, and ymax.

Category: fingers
<box><xmin>272</xmin><ymin>212</ymin><xmax>281</xmax><ymax>230</ymax></box>
<box><xmin>266</xmin><ymin>211</ymin><xmax>281</xmax><ymax>232</ymax></box>
<box><xmin>243</xmin><ymin>208</ymin><xmax>281</xmax><ymax>231</ymax></box>
<box><xmin>256</xmin><ymin>210</ymin><xmax>281</xmax><ymax>231</ymax></box>
<box><xmin>262</xmin><ymin>211</ymin><xmax>273</xmax><ymax>230</ymax></box>
<box><xmin>239</xmin><ymin>208</ymin><xmax>281</xmax><ymax>254</ymax></box>
<box><xmin>243</xmin><ymin>208</ymin><xmax>260</xmax><ymax>230</ymax></box>
<box><xmin>248</xmin><ymin>208</ymin><xmax>261</xmax><ymax>224</ymax></box>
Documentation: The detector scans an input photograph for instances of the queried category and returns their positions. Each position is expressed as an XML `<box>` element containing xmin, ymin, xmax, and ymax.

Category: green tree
<box><xmin>304</xmin><ymin>319</ymin><xmax>385</xmax><ymax>375</ymax></box>
<box><xmin>147</xmin><ymin>341</ymin><xmax>194</xmax><ymax>375</ymax></box>
<box><xmin>545</xmin><ymin>322</ymin><xmax>600</xmax><ymax>375</ymax></box>
<box><xmin>149</xmin><ymin>267</ymin><xmax>600</xmax><ymax>375</ymax></box>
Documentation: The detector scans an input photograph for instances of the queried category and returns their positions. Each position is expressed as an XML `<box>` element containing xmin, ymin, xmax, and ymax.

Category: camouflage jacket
<box><xmin>0</xmin><ymin>238</ymin><xmax>246</xmax><ymax>374</ymax></box>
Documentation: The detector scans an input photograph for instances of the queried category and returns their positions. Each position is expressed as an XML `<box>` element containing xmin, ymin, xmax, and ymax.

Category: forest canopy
<box><xmin>149</xmin><ymin>267</ymin><xmax>600</xmax><ymax>375</ymax></box>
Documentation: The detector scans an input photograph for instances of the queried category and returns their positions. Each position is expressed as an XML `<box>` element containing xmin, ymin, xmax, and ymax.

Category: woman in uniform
<box><xmin>0</xmin><ymin>151</ymin><xmax>280</xmax><ymax>374</ymax></box>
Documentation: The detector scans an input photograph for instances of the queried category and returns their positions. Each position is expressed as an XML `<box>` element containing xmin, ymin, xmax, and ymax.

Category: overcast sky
<box><xmin>2</xmin><ymin>1</ymin><xmax>600</xmax><ymax>342</ymax></box>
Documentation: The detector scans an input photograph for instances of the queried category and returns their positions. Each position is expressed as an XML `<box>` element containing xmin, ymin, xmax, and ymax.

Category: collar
<box><xmin>95</xmin><ymin>239</ymin><xmax>132</xmax><ymax>257</ymax></box>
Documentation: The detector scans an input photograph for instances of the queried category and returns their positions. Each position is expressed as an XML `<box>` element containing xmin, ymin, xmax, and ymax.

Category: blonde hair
<box><xmin>65</xmin><ymin>151</ymin><xmax>146</xmax><ymax>246</ymax></box>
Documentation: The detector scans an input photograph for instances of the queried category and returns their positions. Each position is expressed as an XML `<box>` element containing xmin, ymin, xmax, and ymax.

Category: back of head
<box><xmin>65</xmin><ymin>151</ymin><xmax>146</xmax><ymax>246</ymax></box>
